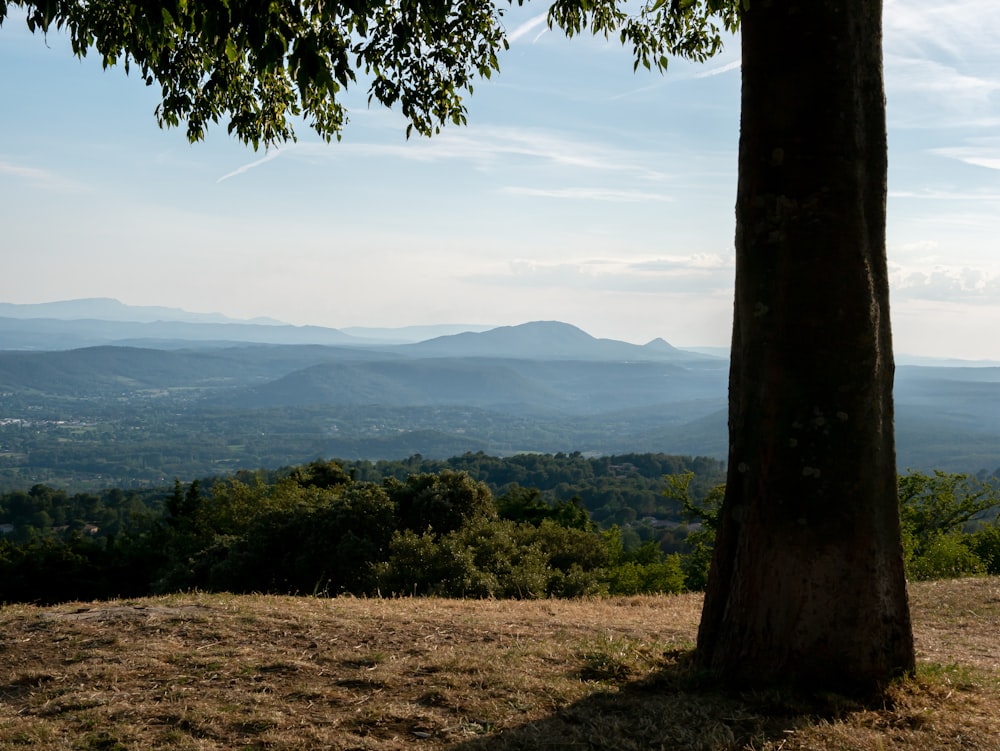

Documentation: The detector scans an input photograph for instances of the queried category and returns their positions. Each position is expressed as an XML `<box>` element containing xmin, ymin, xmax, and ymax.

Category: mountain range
<box><xmin>0</xmin><ymin>299</ymin><xmax>705</xmax><ymax>358</ymax></box>
<box><xmin>1</xmin><ymin>299</ymin><xmax>999</xmax><ymax>487</ymax></box>
<box><xmin>0</xmin><ymin>298</ymin><xmax>283</xmax><ymax>325</ymax></box>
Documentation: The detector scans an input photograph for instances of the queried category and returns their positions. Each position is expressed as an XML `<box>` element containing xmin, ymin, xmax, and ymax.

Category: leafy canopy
<box><xmin>3</xmin><ymin>0</ymin><xmax>740</xmax><ymax>148</ymax></box>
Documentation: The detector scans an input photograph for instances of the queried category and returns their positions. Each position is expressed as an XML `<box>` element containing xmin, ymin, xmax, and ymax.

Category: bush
<box><xmin>386</xmin><ymin>471</ymin><xmax>496</xmax><ymax>534</ymax></box>
<box><xmin>607</xmin><ymin>556</ymin><xmax>685</xmax><ymax>595</ymax></box>
<box><xmin>377</xmin><ymin>530</ymin><xmax>443</xmax><ymax>596</ymax></box>
<box><xmin>906</xmin><ymin>533</ymin><xmax>985</xmax><ymax>581</ymax></box>
<box><xmin>164</xmin><ymin>482</ymin><xmax>397</xmax><ymax>595</ymax></box>
<box><xmin>965</xmin><ymin>525</ymin><xmax>1000</xmax><ymax>575</ymax></box>
<box><xmin>379</xmin><ymin>517</ymin><xmax>611</xmax><ymax>599</ymax></box>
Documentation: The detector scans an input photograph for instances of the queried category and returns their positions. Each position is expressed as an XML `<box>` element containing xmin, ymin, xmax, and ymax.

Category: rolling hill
<box><xmin>1</xmin><ymin>299</ymin><xmax>999</xmax><ymax>487</ymax></box>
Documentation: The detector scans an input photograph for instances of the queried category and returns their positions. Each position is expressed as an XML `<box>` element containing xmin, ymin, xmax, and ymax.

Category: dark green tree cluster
<box><xmin>0</xmin><ymin>483</ymin><xmax>160</xmax><ymax>543</ymax></box>
<box><xmin>1</xmin><ymin>457</ymin><xmax>703</xmax><ymax>604</ymax></box>
<box><xmin>0</xmin><ymin>484</ymin><xmax>165</xmax><ymax>603</ymax></box>
<box><xmin>338</xmin><ymin>451</ymin><xmax>726</xmax><ymax>527</ymax></box>
<box><xmin>155</xmin><ymin>461</ymin><xmax>689</xmax><ymax>598</ymax></box>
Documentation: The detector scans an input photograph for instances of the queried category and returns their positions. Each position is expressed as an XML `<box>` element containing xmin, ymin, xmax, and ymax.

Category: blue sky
<box><xmin>1</xmin><ymin>0</ymin><xmax>999</xmax><ymax>358</ymax></box>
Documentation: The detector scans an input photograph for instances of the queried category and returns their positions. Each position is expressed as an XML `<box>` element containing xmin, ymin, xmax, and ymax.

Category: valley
<box><xmin>2</xmin><ymin>301</ymin><xmax>999</xmax><ymax>490</ymax></box>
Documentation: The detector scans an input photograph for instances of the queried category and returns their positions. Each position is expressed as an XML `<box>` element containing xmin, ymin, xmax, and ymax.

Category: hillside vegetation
<box><xmin>1</xmin><ymin>578</ymin><xmax>998</xmax><ymax>750</ymax></box>
<box><xmin>3</xmin><ymin>456</ymin><xmax>1000</xmax><ymax>606</ymax></box>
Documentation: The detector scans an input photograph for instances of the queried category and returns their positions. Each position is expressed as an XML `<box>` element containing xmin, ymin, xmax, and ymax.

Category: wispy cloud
<box><xmin>216</xmin><ymin>125</ymin><xmax>680</xmax><ymax>184</ymax></box>
<box><xmin>694</xmin><ymin>60</ymin><xmax>741</xmax><ymax>78</ymax></box>
<box><xmin>884</xmin><ymin>1</ymin><xmax>1000</xmax><ymax>133</ymax></box>
<box><xmin>216</xmin><ymin>147</ymin><xmax>288</xmax><ymax>183</ymax></box>
<box><xmin>957</xmin><ymin>157</ymin><xmax>1000</xmax><ymax>171</ymax></box>
<box><xmin>890</xmin><ymin>187</ymin><xmax>1000</xmax><ymax>200</ymax></box>
<box><xmin>930</xmin><ymin>141</ymin><xmax>1000</xmax><ymax>172</ymax></box>
<box><xmin>468</xmin><ymin>254</ymin><xmax>734</xmax><ymax>295</ymax></box>
<box><xmin>284</xmin><ymin>124</ymin><xmax>674</xmax><ymax>182</ymax></box>
<box><xmin>417</xmin><ymin>126</ymin><xmax>668</xmax><ymax>178</ymax></box>
<box><xmin>501</xmin><ymin>186</ymin><xmax>672</xmax><ymax>202</ymax></box>
<box><xmin>887</xmin><ymin>56</ymin><xmax>1000</xmax><ymax>110</ymax></box>
<box><xmin>631</xmin><ymin>254</ymin><xmax>731</xmax><ymax>271</ymax></box>
<box><xmin>885</xmin><ymin>0</ymin><xmax>1000</xmax><ymax>63</ymax></box>
<box><xmin>0</xmin><ymin>160</ymin><xmax>80</xmax><ymax>191</ymax></box>
<box><xmin>507</xmin><ymin>13</ymin><xmax>549</xmax><ymax>45</ymax></box>
<box><xmin>609</xmin><ymin>49</ymin><xmax>740</xmax><ymax>100</ymax></box>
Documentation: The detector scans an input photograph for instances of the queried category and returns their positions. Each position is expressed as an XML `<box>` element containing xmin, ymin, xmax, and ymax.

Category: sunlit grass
<box><xmin>0</xmin><ymin>580</ymin><xmax>997</xmax><ymax>750</ymax></box>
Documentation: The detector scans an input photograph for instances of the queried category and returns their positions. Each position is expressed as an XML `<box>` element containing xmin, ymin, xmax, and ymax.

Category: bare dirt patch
<box><xmin>41</xmin><ymin>603</ymin><xmax>215</xmax><ymax>623</ymax></box>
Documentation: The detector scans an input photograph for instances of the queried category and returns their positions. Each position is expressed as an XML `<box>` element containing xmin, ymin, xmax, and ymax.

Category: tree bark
<box><xmin>695</xmin><ymin>0</ymin><xmax>915</xmax><ymax>694</ymax></box>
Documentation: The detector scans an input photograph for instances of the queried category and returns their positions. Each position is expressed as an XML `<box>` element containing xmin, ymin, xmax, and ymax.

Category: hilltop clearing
<box><xmin>1</xmin><ymin>578</ymin><xmax>998</xmax><ymax>750</ymax></box>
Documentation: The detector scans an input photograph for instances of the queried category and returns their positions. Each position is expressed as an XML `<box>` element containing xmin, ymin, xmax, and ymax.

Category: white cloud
<box><xmin>507</xmin><ymin>13</ymin><xmax>549</xmax><ymax>45</ymax></box>
<box><xmin>959</xmin><ymin>157</ymin><xmax>1000</xmax><ymax>171</ymax></box>
<box><xmin>890</xmin><ymin>187</ymin><xmax>1000</xmax><ymax>200</ymax></box>
<box><xmin>631</xmin><ymin>254</ymin><xmax>731</xmax><ymax>271</ymax></box>
<box><xmin>930</xmin><ymin>141</ymin><xmax>1000</xmax><ymax>172</ymax></box>
<box><xmin>501</xmin><ymin>186</ymin><xmax>672</xmax><ymax>202</ymax></box>
<box><xmin>694</xmin><ymin>60</ymin><xmax>741</xmax><ymax>78</ymax></box>
<box><xmin>0</xmin><ymin>160</ymin><xmax>81</xmax><ymax>191</ymax></box>
<box><xmin>884</xmin><ymin>1</ymin><xmax>1000</xmax><ymax>133</ymax></box>
<box><xmin>885</xmin><ymin>0</ymin><xmax>1000</xmax><ymax>63</ymax></box>
<box><xmin>887</xmin><ymin>56</ymin><xmax>999</xmax><ymax>108</ymax></box>
<box><xmin>468</xmin><ymin>254</ymin><xmax>734</xmax><ymax>295</ymax></box>
<box><xmin>901</xmin><ymin>209</ymin><xmax>1000</xmax><ymax>231</ymax></box>
<box><xmin>216</xmin><ymin>147</ymin><xmax>288</xmax><ymax>182</ymax></box>
<box><xmin>416</xmin><ymin>126</ymin><xmax>670</xmax><ymax>179</ymax></box>
<box><xmin>890</xmin><ymin>263</ymin><xmax>1000</xmax><ymax>304</ymax></box>
<box><xmin>262</xmin><ymin>124</ymin><xmax>674</xmax><ymax>183</ymax></box>
<box><xmin>609</xmin><ymin>46</ymin><xmax>740</xmax><ymax>100</ymax></box>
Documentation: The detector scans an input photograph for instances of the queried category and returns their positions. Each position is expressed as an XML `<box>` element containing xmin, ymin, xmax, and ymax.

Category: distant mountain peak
<box><xmin>402</xmin><ymin>320</ymin><xmax>706</xmax><ymax>362</ymax></box>
<box><xmin>477</xmin><ymin>320</ymin><xmax>594</xmax><ymax>340</ymax></box>
<box><xmin>643</xmin><ymin>337</ymin><xmax>680</xmax><ymax>351</ymax></box>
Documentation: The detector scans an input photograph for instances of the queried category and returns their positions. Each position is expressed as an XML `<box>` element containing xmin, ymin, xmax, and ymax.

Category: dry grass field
<box><xmin>1</xmin><ymin>577</ymin><xmax>998</xmax><ymax>750</ymax></box>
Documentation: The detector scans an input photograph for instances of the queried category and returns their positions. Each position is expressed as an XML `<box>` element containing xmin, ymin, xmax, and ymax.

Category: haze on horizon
<box><xmin>1</xmin><ymin>0</ymin><xmax>998</xmax><ymax>359</ymax></box>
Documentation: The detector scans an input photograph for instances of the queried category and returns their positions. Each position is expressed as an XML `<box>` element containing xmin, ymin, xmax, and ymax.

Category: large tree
<box><xmin>4</xmin><ymin>0</ymin><xmax>915</xmax><ymax>693</ymax></box>
<box><xmin>695</xmin><ymin>0</ymin><xmax>915</xmax><ymax>693</ymax></box>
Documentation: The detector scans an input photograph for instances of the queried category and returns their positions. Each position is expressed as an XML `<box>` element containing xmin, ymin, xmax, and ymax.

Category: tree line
<box><xmin>0</xmin><ymin>458</ymin><xmax>690</xmax><ymax>604</ymax></box>
<box><xmin>2</xmin><ymin>454</ymin><xmax>999</xmax><ymax>605</ymax></box>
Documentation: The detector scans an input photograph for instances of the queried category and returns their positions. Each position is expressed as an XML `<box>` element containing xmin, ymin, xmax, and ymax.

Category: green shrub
<box><xmin>607</xmin><ymin>556</ymin><xmax>685</xmax><ymax>595</ymax></box>
<box><xmin>385</xmin><ymin>471</ymin><xmax>496</xmax><ymax>534</ymax></box>
<box><xmin>906</xmin><ymin>533</ymin><xmax>985</xmax><ymax>581</ymax></box>
<box><xmin>551</xmin><ymin>562</ymin><xmax>607</xmax><ymax>598</ymax></box>
<box><xmin>378</xmin><ymin>529</ymin><xmax>442</xmax><ymax>596</ymax></box>
<box><xmin>965</xmin><ymin>525</ymin><xmax>1000</xmax><ymax>575</ymax></box>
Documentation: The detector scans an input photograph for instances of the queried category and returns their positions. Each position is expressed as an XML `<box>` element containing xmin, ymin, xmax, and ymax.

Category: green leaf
<box><xmin>225</xmin><ymin>38</ymin><xmax>238</xmax><ymax>63</ymax></box>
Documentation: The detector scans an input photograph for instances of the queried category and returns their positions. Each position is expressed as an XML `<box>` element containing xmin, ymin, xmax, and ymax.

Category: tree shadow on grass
<box><xmin>449</xmin><ymin>651</ymin><xmax>857</xmax><ymax>751</ymax></box>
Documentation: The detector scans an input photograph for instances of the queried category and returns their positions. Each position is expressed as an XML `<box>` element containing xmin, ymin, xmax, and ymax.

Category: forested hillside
<box><xmin>3</xmin><ymin>338</ymin><xmax>1000</xmax><ymax>492</ymax></box>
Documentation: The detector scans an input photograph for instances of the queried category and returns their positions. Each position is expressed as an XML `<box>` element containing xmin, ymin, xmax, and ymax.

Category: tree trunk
<box><xmin>695</xmin><ymin>0</ymin><xmax>915</xmax><ymax>694</ymax></box>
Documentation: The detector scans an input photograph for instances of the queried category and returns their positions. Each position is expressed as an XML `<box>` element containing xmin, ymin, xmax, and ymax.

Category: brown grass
<box><xmin>1</xmin><ymin>578</ymin><xmax>998</xmax><ymax>750</ymax></box>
